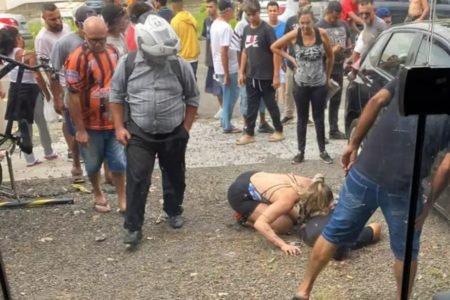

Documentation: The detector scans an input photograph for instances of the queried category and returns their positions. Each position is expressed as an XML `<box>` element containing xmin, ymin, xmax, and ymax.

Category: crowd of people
<box><xmin>0</xmin><ymin>0</ymin><xmax>449</xmax><ymax>299</ymax></box>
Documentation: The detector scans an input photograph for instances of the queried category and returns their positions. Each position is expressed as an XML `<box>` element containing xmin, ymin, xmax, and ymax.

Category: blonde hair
<box><xmin>297</xmin><ymin>179</ymin><xmax>334</xmax><ymax>223</ymax></box>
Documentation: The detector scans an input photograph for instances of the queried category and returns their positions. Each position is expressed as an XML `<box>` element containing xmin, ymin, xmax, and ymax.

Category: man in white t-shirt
<box><xmin>352</xmin><ymin>0</ymin><xmax>387</xmax><ymax>62</ymax></box>
<box><xmin>210</xmin><ymin>0</ymin><xmax>241</xmax><ymax>134</ymax></box>
<box><xmin>33</xmin><ymin>3</ymin><xmax>71</xmax><ymax>163</ymax></box>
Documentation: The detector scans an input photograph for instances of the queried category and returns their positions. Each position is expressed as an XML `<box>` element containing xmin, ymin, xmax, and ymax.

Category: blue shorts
<box><xmin>322</xmin><ymin>168</ymin><xmax>423</xmax><ymax>260</ymax></box>
<box><xmin>79</xmin><ymin>130</ymin><xmax>126</xmax><ymax>177</ymax></box>
<box><xmin>205</xmin><ymin>67</ymin><xmax>223</xmax><ymax>96</ymax></box>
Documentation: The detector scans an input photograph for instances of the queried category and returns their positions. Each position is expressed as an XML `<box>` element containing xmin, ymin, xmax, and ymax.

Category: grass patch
<box><xmin>193</xmin><ymin>3</ymin><xmax>238</xmax><ymax>38</ymax></box>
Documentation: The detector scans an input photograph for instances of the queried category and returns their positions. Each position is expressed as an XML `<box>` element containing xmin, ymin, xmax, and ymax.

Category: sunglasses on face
<box><xmin>87</xmin><ymin>37</ymin><xmax>106</xmax><ymax>44</ymax></box>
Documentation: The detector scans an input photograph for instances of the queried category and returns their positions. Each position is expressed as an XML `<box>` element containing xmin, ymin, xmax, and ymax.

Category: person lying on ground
<box><xmin>227</xmin><ymin>171</ymin><xmax>334</xmax><ymax>255</ymax></box>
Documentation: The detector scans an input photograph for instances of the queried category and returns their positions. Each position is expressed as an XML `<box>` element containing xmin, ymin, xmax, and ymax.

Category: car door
<box><xmin>412</xmin><ymin>32</ymin><xmax>450</xmax><ymax>221</ymax></box>
<box><xmin>345</xmin><ymin>30</ymin><xmax>420</xmax><ymax>133</ymax></box>
<box><xmin>344</xmin><ymin>32</ymin><xmax>391</xmax><ymax>134</ymax></box>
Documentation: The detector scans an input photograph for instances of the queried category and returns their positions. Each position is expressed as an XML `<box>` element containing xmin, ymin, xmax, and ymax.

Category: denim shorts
<box><xmin>79</xmin><ymin>129</ymin><xmax>126</xmax><ymax>176</ymax></box>
<box><xmin>205</xmin><ymin>67</ymin><xmax>223</xmax><ymax>96</ymax></box>
<box><xmin>322</xmin><ymin>168</ymin><xmax>422</xmax><ymax>260</ymax></box>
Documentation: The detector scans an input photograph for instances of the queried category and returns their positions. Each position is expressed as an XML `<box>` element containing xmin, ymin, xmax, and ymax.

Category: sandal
<box><xmin>116</xmin><ymin>208</ymin><xmax>126</xmax><ymax>214</ymax></box>
<box><xmin>71</xmin><ymin>169</ymin><xmax>85</xmax><ymax>184</ymax></box>
<box><xmin>94</xmin><ymin>201</ymin><xmax>111</xmax><ymax>213</ymax></box>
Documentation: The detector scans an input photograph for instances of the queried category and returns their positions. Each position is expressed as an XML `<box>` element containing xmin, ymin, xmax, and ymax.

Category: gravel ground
<box><xmin>1</xmin><ymin>158</ymin><xmax>450</xmax><ymax>300</ymax></box>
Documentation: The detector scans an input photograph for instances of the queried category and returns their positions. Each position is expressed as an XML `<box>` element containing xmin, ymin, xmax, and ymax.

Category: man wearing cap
<box><xmin>50</xmin><ymin>5</ymin><xmax>97</xmax><ymax>184</ymax></box>
<box><xmin>376</xmin><ymin>7</ymin><xmax>392</xmax><ymax>26</ymax></box>
<box><xmin>171</xmin><ymin>0</ymin><xmax>200</xmax><ymax>78</ymax></box>
<box><xmin>210</xmin><ymin>0</ymin><xmax>241</xmax><ymax>134</ymax></box>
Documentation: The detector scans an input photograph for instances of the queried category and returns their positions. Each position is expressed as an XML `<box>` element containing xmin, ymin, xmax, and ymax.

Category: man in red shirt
<box><xmin>341</xmin><ymin>0</ymin><xmax>364</xmax><ymax>34</ymax></box>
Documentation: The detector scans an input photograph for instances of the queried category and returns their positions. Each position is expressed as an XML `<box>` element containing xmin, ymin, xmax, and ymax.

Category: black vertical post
<box><xmin>0</xmin><ymin>248</ymin><xmax>11</xmax><ymax>300</ymax></box>
<box><xmin>401</xmin><ymin>114</ymin><xmax>426</xmax><ymax>300</ymax></box>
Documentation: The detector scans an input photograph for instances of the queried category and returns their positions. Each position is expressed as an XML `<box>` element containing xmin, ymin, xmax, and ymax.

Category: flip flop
<box><xmin>72</xmin><ymin>177</ymin><xmax>85</xmax><ymax>184</ymax></box>
<box><xmin>292</xmin><ymin>296</ymin><xmax>308</xmax><ymax>300</ymax></box>
<box><xmin>71</xmin><ymin>169</ymin><xmax>85</xmax><ymax>184</ymax></box>
<box><xmin>94</xmin><ymin>201</ymin><xmax>111</xmax><ymax>213</ymax></box>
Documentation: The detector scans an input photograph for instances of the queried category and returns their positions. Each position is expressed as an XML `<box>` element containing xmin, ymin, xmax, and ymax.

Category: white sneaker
<box><xmin>214</xmin><ymin>109</ymin><xmax>222</xmax><ymax>119</ymax></box>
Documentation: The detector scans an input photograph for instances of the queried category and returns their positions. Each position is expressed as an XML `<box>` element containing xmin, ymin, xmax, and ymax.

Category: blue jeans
<box><xmin>217</xmin><ymin>73</ymin><xmax>239</xmax><ymax>131</ymax></box>
<box><xmin>239</xmin><ymin>86</ymin><xmax>266</xmax><ymax>117</ymax></box>
<box><xmin>322</xmin><ymin>167</ymin><xmax>423</xmax><ymax>260</ymax></box>
<box><xmin>79</xmin><ymin>130</ymin><xmax>126</xmax><ymax>177</ymax></box>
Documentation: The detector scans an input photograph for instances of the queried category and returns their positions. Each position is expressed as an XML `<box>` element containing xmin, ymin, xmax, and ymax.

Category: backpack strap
<box><xmin>167</xmin><ymin>55</ymin><xmax>183</xmax><ymax>89</ymax></box>
<box><xmin>123</xmin><ymin>51</ymin><xmax>137</xmax><ymax>124</ymax></box>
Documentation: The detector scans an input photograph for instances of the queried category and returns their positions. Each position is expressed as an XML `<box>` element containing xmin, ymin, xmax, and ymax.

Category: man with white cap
<box><xmin>110</xmin><ymin>14</ymin><xmax>200</xmax><ymax>246</ymax></box>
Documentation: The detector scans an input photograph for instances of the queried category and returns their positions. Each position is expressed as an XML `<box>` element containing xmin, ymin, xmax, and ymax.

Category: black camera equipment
<box><xmin>398</xmin><ymin>64</ymin><xmax>450</xmax><ymax>300</ymax></box>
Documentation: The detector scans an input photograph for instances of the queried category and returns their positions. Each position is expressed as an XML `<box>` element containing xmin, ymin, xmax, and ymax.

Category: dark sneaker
<box><xmin>169</xmin><ymin>215</ymin><xmax>184</xmax><ymax>229</ymax></box>
<box><xmin>281</xmin><ymin>116</ymin><xmax>294</xmax><ymax>124</ymax></box>
<box><xmin>291</xmin><ymin>152</ymin><xmax>304</xmax><ymax>164</ymax></box>
<box><xmin>330</xmin><ymin>131</ymin><xmax>347</xmax><ymax>140</ymax></box>
<box><xmin>124</xmin><ymin>230</ymin><xmax>143</xmax><ymax>246</ymax></box>
<box><xmin>320</xmin><ymin>151</ymin><xmax>333</xmax><ymax>164</ymax></box>
<box><xmin>258</xmin><ymin>122</ymin><xmax>275</xmax><ymax>133</ymax></box>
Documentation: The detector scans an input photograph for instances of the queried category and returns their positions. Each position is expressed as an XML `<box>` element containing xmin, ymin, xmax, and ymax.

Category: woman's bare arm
<box><xmin>253</xmin><ymin>193</ymin><xmax>301</xmax><ymax>255</ymax></box>
<box><xmin>271</xmin><ymin>30</ymin><xmax>298</xmax><ymax>69</ymax></box>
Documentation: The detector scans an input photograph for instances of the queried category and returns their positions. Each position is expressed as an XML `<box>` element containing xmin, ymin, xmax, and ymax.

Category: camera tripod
<box><xmin>0</xmin><ymin>54</ymin><xmax>73</xmax><ymax>208</ymax></box>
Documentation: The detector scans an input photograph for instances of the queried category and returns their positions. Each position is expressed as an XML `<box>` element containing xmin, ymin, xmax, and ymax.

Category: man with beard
<box><xmin>29</xmin><ymin>3</ymin><xmax>71</xmax><ymax>165</ymax></box>
<box><xmin>50</xmin><ymin>6</ymin><xmax>97</xmax><ymax>184</ymax></box>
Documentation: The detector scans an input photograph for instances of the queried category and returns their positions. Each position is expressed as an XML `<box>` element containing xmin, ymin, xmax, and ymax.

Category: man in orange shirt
<box><xmin>65</xmin><ymin>16</ymin><xmax>126</xmax><ymax>213</ymax></box>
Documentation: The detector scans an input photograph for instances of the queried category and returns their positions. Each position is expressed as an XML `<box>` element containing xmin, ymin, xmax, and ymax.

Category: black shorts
<box><xmin>300</xmin><ymin>212</ymin><xmax>374</xmax><ymax>260</ymax></box>
<box><xmin>6</xmin><ymin>82</ymin><xmax>39</xmax><ymax>124</ymax></box>
<box><xmin>227</xmin><ymin>171</ymin><xmax>259</xmax><ymax>222</ymax></box>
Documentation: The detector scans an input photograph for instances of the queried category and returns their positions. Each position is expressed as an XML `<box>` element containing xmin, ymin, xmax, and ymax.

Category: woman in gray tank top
<box><xmin>271</xmin><ymin>8</ymin><xmax>335</xmax><ymax>164</ymax></box>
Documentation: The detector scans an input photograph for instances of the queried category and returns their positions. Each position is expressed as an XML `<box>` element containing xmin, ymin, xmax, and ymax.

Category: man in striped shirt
<box><xmin>65</xmin><ymin>16</ymin><xmax>126</xmax><ymax>214</ymax></box>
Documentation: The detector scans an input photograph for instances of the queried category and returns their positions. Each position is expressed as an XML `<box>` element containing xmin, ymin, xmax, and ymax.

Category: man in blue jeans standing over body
<box><xmin>293</xmin><ymin>78</ymin><xmax>449</xmax><ymax>300</ymax></box>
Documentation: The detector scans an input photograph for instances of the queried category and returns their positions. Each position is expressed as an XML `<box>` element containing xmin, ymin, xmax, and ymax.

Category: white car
<box><xmin>279</xmin><ymin>0</ymin><xmax>329</xmax><ymax>22</ymax></box>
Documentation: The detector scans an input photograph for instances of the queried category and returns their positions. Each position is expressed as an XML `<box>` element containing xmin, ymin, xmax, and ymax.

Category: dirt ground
<box><xmin>1</xmin><ymin>159</ymin><xmax>450</xmax><ymax>300</ymax></box>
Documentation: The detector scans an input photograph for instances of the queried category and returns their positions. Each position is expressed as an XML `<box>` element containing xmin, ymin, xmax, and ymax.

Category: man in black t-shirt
<box><xmin>236</xmin><ymin>0</ymin><xmax>284</xmax><ymax>145</ymax></box>
<box><xmin>294</xmin><ymin>79</ymin><xmax>450</xmax><ymax>300</ymax></box>
<box><xmin>317</xmin><ymin>1</ymin><xmax>352</xmax><ymax>140</ymax></box>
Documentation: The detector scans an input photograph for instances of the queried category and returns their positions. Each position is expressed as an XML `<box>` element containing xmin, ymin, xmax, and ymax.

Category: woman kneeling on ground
<box><xmin>227</xmin><ymin>171</ymin><xmax>381</xmax><ymax>256</ymax></box>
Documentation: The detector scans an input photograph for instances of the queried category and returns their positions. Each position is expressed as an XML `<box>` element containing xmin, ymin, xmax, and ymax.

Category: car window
<box><xmin>367</xmin><ymin>33</ymin><xmax>390</xmax><ymax>67</ymax></box>
<box><xmin>415</xmin><ymin>36</ymin><xmax>450</xmax><ymax>66</ymax></box>
<box><xmin>377</xmin><ymin>32</ymin><xmax>416</xmax><ymax>76</ymax></box>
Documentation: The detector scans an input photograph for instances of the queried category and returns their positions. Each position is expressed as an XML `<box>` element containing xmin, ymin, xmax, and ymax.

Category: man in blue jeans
<box><xmin>293</xmin><ymin>78</ymin><xmax>449</xmax><ymax>300</ymax></box>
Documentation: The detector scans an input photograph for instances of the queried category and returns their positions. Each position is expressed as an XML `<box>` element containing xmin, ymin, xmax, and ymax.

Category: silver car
<box><xmin>0</xmin><ymin>13</ymin><xmax>33</xmax><ymax>48</ymax></box>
